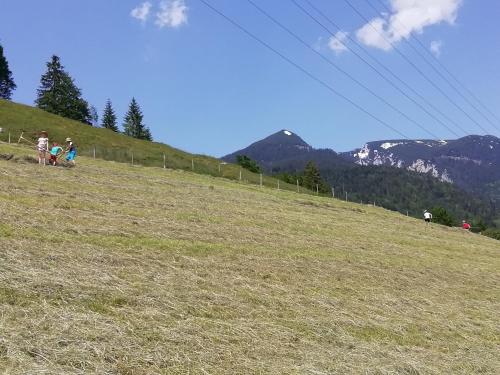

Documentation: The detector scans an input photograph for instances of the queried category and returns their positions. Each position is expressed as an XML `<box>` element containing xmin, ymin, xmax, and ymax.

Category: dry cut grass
<box><xmin>0</xmin><ymin>143</ymin><xmax>499</xmax><ymax>374</ymax></box>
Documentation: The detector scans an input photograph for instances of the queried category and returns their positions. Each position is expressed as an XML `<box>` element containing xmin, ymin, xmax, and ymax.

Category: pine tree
<box><xmin>35</xmin><ymin>55</ymin><xmax>91</xmax><ymax>124</ymax></box>
<box><xmin>236</xmin><ymin>155</ymin><xmax>261</xmax><ymax>173</ymax></box>
<box><xmin>303</xmin><ymin>161</ymin><xmax>320</xmax><ymax>189</ymax></box>
<box><xmin>431</xmin><ymin>207</ymin><xmax>456</xmax><ymax>227</ymax></box>
<box><xmin>90</xmin><ymin>105</ymin><xmax>99</xmax><ymax>127</ymax></box>
<box><xmin>123</xmin><ymin>98</ymin><xmax>152</xmax><ymax>141</ymax></box>
<box><xmin>101</xmin><ymin>99</ymin><xmax>119</xmax><ymax>132</ymax></box>
<box><xmin>0</xmin><ymin>44</ymin><xmax>16</xmax><ymax>100</ymax></box>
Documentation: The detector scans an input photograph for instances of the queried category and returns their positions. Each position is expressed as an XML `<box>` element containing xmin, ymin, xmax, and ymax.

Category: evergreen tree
<box><xmin>90</xmin><ymin>105</ymin><xmax>99</xmax><ymax>127</ymax></box>
<box><xmin>236</xmin><ymin>155</ymin><xmax>261</xmax><ymax>173</ymax></box>
<box><xmin>431</xmin><ymin>207</ymin><xmax>456</xmax><ymax>227</ymax></box>
<box><xmin>35</xmin><ymin>55</ymin><xmax>91</xmax><ymax>124</ymax></box>
<box><xmin>123</xmin><ymin>98</ymin><xmax>152</xmax><ymax>141</ymax></box>
<box><xmin>101</xmin><ymin>99</ymin><xmax>119</xmax><ymax>132</ymax></box>
<box><xmin>303</xmin><ymin>161</ymin><xmax>329</xmax><ymax>193</ymax></box>
<box><xmin>0</xmin><ymin>44</ymin><xmax>16</xmax><ymax>100</ymax></box>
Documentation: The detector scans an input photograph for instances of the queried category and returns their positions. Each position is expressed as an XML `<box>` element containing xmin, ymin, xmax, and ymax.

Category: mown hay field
<box><xmin>0</xmin><ymin>143</ymin><xmax>498</xmax><ymax>374</ymax></box>
<box><xmin>0</xmin><ymin>100</ymin><xmax>306</xmax><ymax>193</ymax></box>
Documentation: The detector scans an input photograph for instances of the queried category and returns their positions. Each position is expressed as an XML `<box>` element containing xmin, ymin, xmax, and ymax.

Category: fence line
<box><xmin>1</xmin><ymin>128</ymin><xmax>447</xmax><ymax>219</ymax></box>
<box><xmin>0</xmin><ymin>129</ymin><xmax>324</xmax><ymax>197</ymax></box>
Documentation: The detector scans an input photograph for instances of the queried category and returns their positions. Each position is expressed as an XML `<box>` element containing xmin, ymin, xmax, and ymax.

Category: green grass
<box><xmin>0</xmin><ymin>100</ymin><xmax>308</xmax><ymax>193</ymax></box>
<box><xmin>0</xmin><ymin>143</ymin><xmax>499</xmax><ymax>374</ymax></box>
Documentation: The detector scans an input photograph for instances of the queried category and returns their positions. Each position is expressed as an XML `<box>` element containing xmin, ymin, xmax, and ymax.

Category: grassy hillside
<box><xmin>0</xmin><ymin>143</ymin><xmax>498</xmax><ymax>374</ymax></box>
<box><xmin>0</xmin><ymin>100</ymin><xmax>302</xmax><ymax>193</ymax></box>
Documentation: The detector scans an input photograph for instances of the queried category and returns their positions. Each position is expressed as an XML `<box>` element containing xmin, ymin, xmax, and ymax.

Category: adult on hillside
<box><xmin>37</xmin><ymin>131</ymin><xmax>49</xmax><ymax>165</ymax></box>
<box><xmin>423</xmin><ymin>210</ymin><xmax>432</xmax><ymax>223</ymax></box>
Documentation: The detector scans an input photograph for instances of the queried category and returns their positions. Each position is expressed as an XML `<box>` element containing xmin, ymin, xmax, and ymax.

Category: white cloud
<box><xmin>328</xmin><ymin>31</ymin><xmax>349</xmax><ymax>54</ymax></box>
<box><xmin>155</xmin><ymin>0</ymin><xmax>188</xmax><ymax>29</ymax></box>
<box><xmin>356</xmin><ymin>0</ymin><xmax>462</xmax><ymax>50</ymax></box>
<box><xmin>430</xmin><ymin>40</ymin><xmax>443</xmax><ymax>57</ymax></box>
<box><xmin>131</xmin><ymin>1</ymin><xmax>152</xmax><ymax>23</ymax></box>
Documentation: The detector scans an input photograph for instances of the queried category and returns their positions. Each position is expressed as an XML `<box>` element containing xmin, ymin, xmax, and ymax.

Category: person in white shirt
<box><xmin>423</xmin><ymin>210</ymin><xmax>432</xmax><ymax>223</ymax></box>
<box><xmin>37</xmin><ymin>131</ymin><xmax>49</xmax><ymax>165</ymax></box>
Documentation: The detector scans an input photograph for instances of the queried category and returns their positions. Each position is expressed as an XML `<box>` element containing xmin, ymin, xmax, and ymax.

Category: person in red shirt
<box><xmin>462</xmin><ymin>220</ymin><xmax>471</xmax><ymax>230</ymax></box>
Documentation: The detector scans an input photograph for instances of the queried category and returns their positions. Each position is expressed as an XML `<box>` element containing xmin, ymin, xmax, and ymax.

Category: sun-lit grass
<box><xmin>0</xmin><ymin>142</ymin><xmax>499</xmax><ymax>374</ymax></box>
<box><xmin>0</xmin><ymin>100</ymin><xmax>308</xmax><ymax>194</ymax></box>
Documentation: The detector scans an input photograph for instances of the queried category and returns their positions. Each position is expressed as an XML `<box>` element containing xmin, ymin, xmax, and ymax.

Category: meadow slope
<box><xmin>0</xmin><ymin>143</ymin><xmax>499</xmax><ymax>374</ymax></box>
<box><xmin>0</xmin><ymin>100</ymin><xmax>302</xmax><ymax>193</ymax></box>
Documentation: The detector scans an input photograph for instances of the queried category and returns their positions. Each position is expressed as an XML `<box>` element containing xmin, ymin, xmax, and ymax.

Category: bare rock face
<box><xmin>341</xmin><ymin>135</ymin><xmax>500</xmax><ymax>192</ymax></box>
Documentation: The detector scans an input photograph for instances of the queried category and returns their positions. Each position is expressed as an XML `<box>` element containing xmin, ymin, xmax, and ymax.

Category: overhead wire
<box><xmin>368</xmin><ymin>0</ymin><xmax>500</xmax><ymax>130</ymax></box>
<box><xmin>244</xmin><ymin>0</ymin><xmax>439</xmax><ymax>139</ymax></box>
<box><xmin>196</xmin><ymin>0</ymin><xmax>409</xmax><ymax>139</ymax></box>
<box><xmin>331</xmin><ymin>0</ymin><xmax>491</xmax><ymax>134</ymax></box>
<box><xmin>289</xmin><ymin>0</ymin><xmax>466</xmax><ymax>137</ymax></box>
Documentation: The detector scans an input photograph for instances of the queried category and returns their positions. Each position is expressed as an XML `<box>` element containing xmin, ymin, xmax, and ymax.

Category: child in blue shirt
<box><xmin>49</xmin><ymin>143</ymin><xmax>63</xmax><ymax>166</ymax></box>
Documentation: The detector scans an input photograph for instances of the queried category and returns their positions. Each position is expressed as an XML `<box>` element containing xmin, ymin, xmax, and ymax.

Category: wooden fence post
<box><xmin>260</xmin><ymin>174</ymin><xmax>263</xmax><ymax>187</ymax></box>
<box><xmin>163</xmin><ymin>153</ymin><xmax>166</xmax><ymax>169</ymax></box>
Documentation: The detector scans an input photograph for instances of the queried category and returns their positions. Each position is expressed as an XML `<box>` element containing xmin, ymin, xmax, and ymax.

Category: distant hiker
<box><xmin>423</xmin><ymin>210</ymin><xmax>432</xmax><ymax>223</ymax></box>
<box><xmin>462</xmin><ymin>220</ymin><xmax>471</xmax><ymax>230</ymax></box>
<box><xmin>49</xmin><ymin>142</ymin><xmax>63</xmax><ymax>166</ymax></box>
<box><xmin>65</xmin><ymin>138</ymin><xmax>77</xmax><ymax>165</ymax></box>
<box><xmin>37</xmin><ymin>131</ymin><xmax>49</xmax><ymax>165</ymax></box>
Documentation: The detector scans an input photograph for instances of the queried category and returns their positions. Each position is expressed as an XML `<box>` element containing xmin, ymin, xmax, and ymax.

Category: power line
<box><xmin>289</xmin><ymin>0</ymin><xmax>466</xmax><ymax>137</ymax></box>
<box><xmin>368</xmin><ymin>0</ymin><xmax>500</xmax><ymax>130</ymax></box>
<box><xmin>196</xmin><ymin>0</ymin><xmax>409</xmax><ymax>139</ymax></box>
<box><xmin>343</xmin><ymin>0</ymin><xmax>494</xmax><ymax>134</ymax></box>
<box><xmin>245</xmin><ymin>0</ymin><xmax>439</xmax><ymax>139</ymax></box>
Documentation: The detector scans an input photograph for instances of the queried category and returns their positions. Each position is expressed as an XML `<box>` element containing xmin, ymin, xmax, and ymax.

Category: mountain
<box><xmin>223</xmin><ymin>129</ymin><xmax>351</xmax><ymax>173</ymax></box>
<box><xmin>223</xmin><ymin>130</ymin><xmax>499</xmax><ymax>224</ymax></box>
<box><xmin>341</xmin><ymin>135</ymin><xmax>500</xmax><ymax>200</ymax></box>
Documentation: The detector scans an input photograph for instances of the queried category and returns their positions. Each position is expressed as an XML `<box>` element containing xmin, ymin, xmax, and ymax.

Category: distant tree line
<box><xmin>0</xmin><ymin>47</ymin><xmax>152</xmax><ymax>141</ymax></box>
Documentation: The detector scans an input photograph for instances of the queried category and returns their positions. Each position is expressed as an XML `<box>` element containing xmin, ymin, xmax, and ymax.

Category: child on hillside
<box><xmin>65</xmin><ymin>138</ymin><xmax>77</xmax><ymax>165</ymax></box>
<box><xmin>37</xmin><ymin>131</ymin><xmax>49</xmax><ymax>165</ymax></box>
<box><xmin>49</xmin><ymin>142</ymin><xmax>64</xmax><ymax>166</ymax></box>
<box><xmin>462</xmin><ymin>220</ymin><xmax>471</xmax><ymax>230</ymax></box>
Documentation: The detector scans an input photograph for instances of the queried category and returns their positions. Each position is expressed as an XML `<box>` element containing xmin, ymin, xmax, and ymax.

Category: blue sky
<box><xmin>2</xmin><ymin>0</ymin><xmax>500</xmax><ymax>156</ymax></box>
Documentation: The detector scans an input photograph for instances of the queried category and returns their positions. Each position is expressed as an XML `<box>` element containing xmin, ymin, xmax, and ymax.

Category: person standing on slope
<box><xmin>462</xmin><ymin>220</ymin><xmax>471</xmax><ymax>230</ymax></box>
<box><xmin>36</xmin><ymin>131</ymin><xmax>49</xmax><ymax>165</ymax></box>
<box><xmin>423</xmin><ymin>210</ymin><xmax>432</xmax><ymax>223</ymax></box>
<box><xmin>64</xmin><ymin>138</ymin><xmax>77</xmax><ymax>166</ymax></box>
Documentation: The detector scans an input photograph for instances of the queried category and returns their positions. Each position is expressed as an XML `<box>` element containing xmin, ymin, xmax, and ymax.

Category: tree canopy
<box><xmin>35</xmin><ymin>55</ymin><xmax>91</xmax><ymax>124</ymax></box>
<box><xmin>101</xmin><ymin>99</ymin><xmax>119</xmax><ymax>132</ymax></box>
<box><xmin>302</xmin><ymin>161</ymin><xmax>330</xmax><ymax>193</ymax></box>
<box><xmin>0</xmin><ymin>44</ymin><xmax>16</xmax><ymax>100</ymax></box>
<box><xmin>236</xmin><ymin>155</ymin><xmax>261</xmax><ymax>173</ymax></box>
<box><xmin>123</xmin><ymin>98</ymin><xmax>152</xmax><ymax>141</ymax></box>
